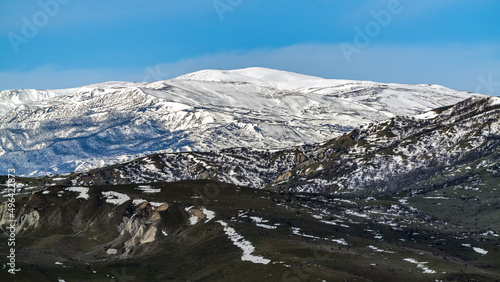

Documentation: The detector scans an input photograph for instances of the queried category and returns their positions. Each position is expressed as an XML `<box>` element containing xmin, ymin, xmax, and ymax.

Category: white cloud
<box><xmin>144</xmin><ymin>43</ymin><xmax>500</xmax><ymax>95</ymax></box>
<box><xmin>2</xmin><ymin>43</ymin><xmax>499</xmax><ymax>96</ymax></box>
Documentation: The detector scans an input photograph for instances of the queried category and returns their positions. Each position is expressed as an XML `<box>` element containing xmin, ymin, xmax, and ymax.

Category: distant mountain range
<box><xmin>66</xmin><ymin>96</ymin><xmax>500</xmax><ymax>198</ymax></box>
<box><xmin>1</xmin><ymin>70</ymin><xmax>499</xmax><ymax>281</ymax></box>
<box><xmin>2</xmin><ymin>96</ymin><xmax>500</xmax><ymax>280</ymax></box>
<box><xmin>0</xmin><ymin>67</ymin><xmax>480</xmax><ymax>176</ymax></box>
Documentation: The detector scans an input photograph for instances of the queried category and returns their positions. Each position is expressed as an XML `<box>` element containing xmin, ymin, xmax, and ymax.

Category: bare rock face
<box><xmin>111</xmin><ymin>201</ymin><xmax>170</xmax><ymax>256</ymax></box>
<box><xmin>0</xmin><ymin>203</ymin><xmax>39</xmax><ymax>233</ymax></box>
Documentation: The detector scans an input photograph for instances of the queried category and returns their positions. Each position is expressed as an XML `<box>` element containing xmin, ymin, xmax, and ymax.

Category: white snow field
<box><xmin>0</xmin><ymin>67</ymin><xmax>481</xmax><ymax>176</ymax></box>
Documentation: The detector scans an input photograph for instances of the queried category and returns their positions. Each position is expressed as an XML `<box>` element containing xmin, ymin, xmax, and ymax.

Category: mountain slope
<box><xmin>277</xmin><ymin>96</ymin><xmax>500</xmax><ymax>195</ymax></box>
<box><xmin>2</xmin><ymin>180</ymin><xmax>499</xmax><ymax>281</ymax></box>
<box><xmin>1</xmin><ymin>97</ymin><xmax>500</xmax><ymax>281</ymax></box>
<box><xmin>63</xmin><ymin>96</ymin><xmax>500</xmax><ymax>200</ymax></box>
<box><xmin>0</xmin><ymin>68</ymin><xmax>479</xmax><ymax>176</ymax></box>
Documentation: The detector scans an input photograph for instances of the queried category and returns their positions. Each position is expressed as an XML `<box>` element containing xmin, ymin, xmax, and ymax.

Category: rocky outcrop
<box><xmin>0</xmin><ymin>203</ymin><xmax>39</xmax><ymax>233</ymax></box>
<box><xmin>110</xmin><ymin>201</ymin><xmax>169</xmax><ymax>256</ymax></box>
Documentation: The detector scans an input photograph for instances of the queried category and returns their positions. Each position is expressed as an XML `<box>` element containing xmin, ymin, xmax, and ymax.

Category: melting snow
<box><xmin>185</xmin><ymin>206</ymin><xmax>200</xmax><ymax>225</ymax></box>
<box><xmin>42</xmin><ymin>190</ymin><xmax>50</xmax><ymax>194</ymax></box>
<box><xmin>201</xmin><ymin>208</ymin><xmax>215</xmax><ymax>222</ymax></box>
<box><xmin>132</xmin><ymin>199</ymin><xmax>147</xmax><ymax>205</ymax></box>
<box><xmin>482</xmin><ymin>230</ymin><xmax>499</xmax><ymax>237</ymax></box>
<box><xmin>335</xmin><ymin>199</ymin><xmax>356</xmax><ymax>205</ymax></box>
<box><xmin>472</xmin><ymin>247</ymin><xmax>488</xmax><ymax>255</ymax></box>
<box><xmin>368</xmin><ymin>245</ymin><xmax>395</xmax><ymax>253</ymax></box>
<box><xmin>149</xmin><ymin>202</ymin><xmax>165</xmax><ymax>210</ymax></box>
<box><xmin>102</xmin><ymin>191</ymin><xmax>130</xmax><ymax>205</ymax></box>
<box><xmin>189</xmin><ymin>216</ymin><xmax>199</xmax><ymax>225</ymax></box>
<box><xmin>331</xmin><ymin>238</ymin><xmax>349</xmax><ymax>245</ymax></box>
<box><xmin>403</xmin><ymin>258</ymin><xmax>436</xmax><ymax>274</ymax></box>
<box><xmin>415</xmin><ymin>111</ymin><xmax>438</xmax><ymax>120</ymax></box>
<box><xmin>249</xmin><ymin>216</ymin><xmax>267</xmax><ymax>223</ymax></box>
<box><xmin>462</xmin><ymin>243</ymin><xmax>489</xmax><ymax>255</ymax></box>
<box><xmin>291</xmin><ymin>227</ymin><xmax>321</xmax><ymax>240</ymax></box>
<box><xmin>345</xmin><ymin>209</ymin><xmax>369</xmax><ymax>218</ymax></box>
<box><xmin>136</xmin><ymin>185</ymin><xmax>161</xmax><ymax>194</ymax></box>
<box><xmin>256</xmin><ymin>224</ymin><xmax>277</xmax><ymax>229</ymax></box>
<box><xmin>398</xmin><ymin>198</ymin><xmax>408</xmax><ymax>205</ymax></box>
<box><xmin>64</xmin><ymin>187</ymin><xmax>90</xmax><ymax>200</ymax></box>
<box><xmin>217</xmin><ymin>220</ymin><xmax>270</xmax><ymax>264</ymax></box>
<box><xmin>185</xmin><ymin>207</ymin><xmax>215</xmax><ymax>224</ymax></box>
<box><xmin>250</xmin><ymin>217</ymin><xmax>277</xmax><ymax>229</ymax></box>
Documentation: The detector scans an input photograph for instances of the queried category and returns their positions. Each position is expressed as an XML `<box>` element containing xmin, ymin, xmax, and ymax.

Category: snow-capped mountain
<box><xmin>66</xmin><ymin>96</ymin><xmax>500</xmax><ymax>197</ymax></box>
<box><xmin>0</xmin><ymin>67</ymin><xmax>480</xmax><ymax>176</ymax></box>
<box><xmin>277</xmin><ymin>96</ymin><xmax>500</xmax><ymax>195</ymax></box>
<box><xmin>2</xmin><ymin>97</ymin><xmax>500</xmax><ymax>281</ymax></box>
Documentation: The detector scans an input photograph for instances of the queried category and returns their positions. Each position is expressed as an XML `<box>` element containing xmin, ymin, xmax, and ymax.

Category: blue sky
<box><xmin>1</xmin><ymin>0</ymin><xmax>499</xmax><ymax>95</ymax></box>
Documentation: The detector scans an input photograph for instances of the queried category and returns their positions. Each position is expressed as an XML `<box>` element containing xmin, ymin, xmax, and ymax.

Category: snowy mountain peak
<box><xmin>0</xmin><ymin>68</ymin><xmax>485</xmax><ymax>176</ymax></box>
<box><xmin>176</xmin><ymin>67</ymin><xmax>322</xmax><ymax>82</ymax></box>
<box><xmin>0</xmin><ymin>89</ymin><xmax>62</xmax><ymax>116</ymax></box>
<box><xmin>174</xmin><ymin>67</ymin><xmax>353</xmax><ymax>91</ymax></box>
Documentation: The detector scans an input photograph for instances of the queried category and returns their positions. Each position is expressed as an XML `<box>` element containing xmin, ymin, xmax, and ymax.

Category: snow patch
<box><xmin>217</xmin><ymin>220</ymin><xmax>270</xmax><ymax>264</ymax></box>
<box><xmin>136</xmin><ymin>185</ymin><xmax>161</xmax><ymax>194</ymax></box>
<box><xmin>201</xmin><ymin>208</ymin><xmax>215</xmax><ymax>222</ymax></box>
<box><xmin>331</xmin><ymin>238</ymin><xmax>349</xmax><ymax>245</ymax></box>
<box><xmin>403</xmin><ymin>258</ymin><xmax>436</xmax><ymax>274</ymax></box>
<box><xmin>472</xmin><ymin>247</ymin><xmax>488</xmax><ymax>255</ymax></box>
<box><xmin>415</xmin><ymin>110</ymin><xmax>438</xmax><ymax>120</ymax></box>
<box><xmin>102</xmin><ymin>191</ymin><xmax>130</xmax><ymax>205</ymax></box>
<box><xmin>64</xmin><ymin>187</ymin><xmax>90</xmax><ymax>200</ymax></box>
<box><xmin>189</xmin><ymin>216</ymin><xmax>199</xmax><ymax>225</ymax></box>
<box><xmin>368</xmin><ymin>245</ymin><xmax>395</xmax><ymax>253</ymax></box>
<box><xmin>132</xmin><ymin>199</ymin><xmax>147</xmax><ymax>205</ymax></box>
<box><xmin>423</xmin><ymin>196</ymin><xmax>449</xmax><ymax>200</ymax></box>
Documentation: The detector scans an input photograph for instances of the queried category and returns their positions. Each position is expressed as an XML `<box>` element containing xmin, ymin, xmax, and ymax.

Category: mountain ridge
<box><xmin>61</xmin><ymin>96</ymin><xmax>500</xmax><ymax>198</ymax></box>
<box><xmin>0</xmin><ymin>67</ymin><xmax>482</xmax><ymax>176</ymax></box>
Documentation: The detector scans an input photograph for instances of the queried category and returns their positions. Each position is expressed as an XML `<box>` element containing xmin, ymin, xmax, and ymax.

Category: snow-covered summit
<box><xmin>0</xmin><ymin>67</ymin><xmax>484</xmax><ymax>176</ymax></box>
<box><xmin>175</xmin><ymin>67</ymin><xmax>352</xmax><ymax>91</ymax></box>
